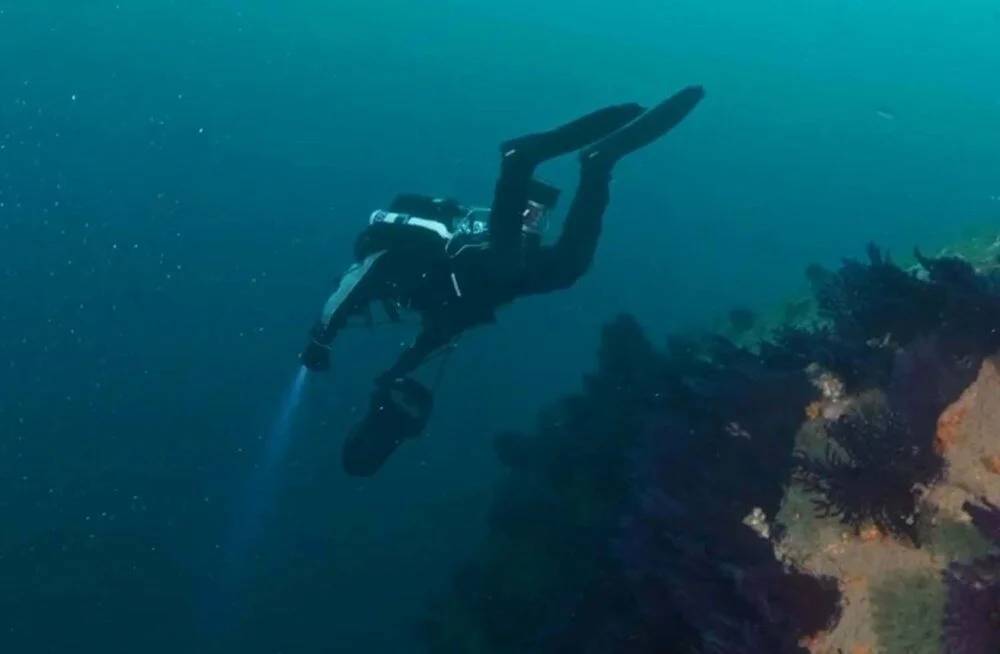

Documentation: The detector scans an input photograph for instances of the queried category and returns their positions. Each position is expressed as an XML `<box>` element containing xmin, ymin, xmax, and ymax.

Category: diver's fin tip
<box><xmin>500</xmin><ymin>102</ymin><xmax>648</xmax><ymax>164</ymax></box>
<box><xmin>579</xmin><ymin>85</ymin><xmax>706</xmax><ymax>167</ymax></box>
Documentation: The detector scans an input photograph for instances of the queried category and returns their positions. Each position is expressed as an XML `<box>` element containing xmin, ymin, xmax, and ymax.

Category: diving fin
<box><xmin>501</xmin><ymin>103</ymin><xmax>645</xmax><ymax>165</ymax></box>
<box><xmin>581</xmin><ymin>85</ymin><xmax>705</xmax><ymax>169</ymax></box>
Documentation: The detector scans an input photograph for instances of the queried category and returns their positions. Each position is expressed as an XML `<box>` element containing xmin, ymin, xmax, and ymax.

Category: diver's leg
<box><xmin>301</xmin><ymin>251</ymin><xmax>388</xmax><ymax>371</ymax></box>
<box><xmin>521</xmin><ymin>164</ymin><xmax>611</xmax><ymax>294</ymax></box>
<box><xmin>500</xmin><ymin>103</ymin><xmax>645</xmax><ymax>165</ymax></box>
<box><xmin>556</xmin><ymin>164</ymin><xmax>611</xmax><ymax>279</ymax></box>
<box><xmin>487</xmin><ymin>149</ymin><xmax>537</xmax><ymax>257</ymax></box>
<box><xmin>319</xmin><ymin>252</ymin><xmax>387</xmax><ymax>333</ymax></box>
<box><xmin>581</xmin><ymin>86</ymin><xmax>705</xmax><ymax>171</ymax></box>
<box><xmin>526</xmin><ymin>87</ymin><xmax>704</xmax><ymax>290</ymax></box>
<box><xmin>519</xmin><ymin>87</ymin><xmax>704</xmax><ymax>295</ymax></box>
<box><xmin>489</xmin><ymin>103</ymin><xmax>643</xmax><ymax>256</ymax></box>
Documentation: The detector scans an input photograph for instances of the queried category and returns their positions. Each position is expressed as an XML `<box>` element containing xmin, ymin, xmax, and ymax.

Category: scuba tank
<box><xmin>387</xmin><ymin>194</ymin><xmax>465</xmax><ymax>222</ymax></box>
<box><xmin>384</xmin><ymin>194</ymin><xmax>490</xmax><ymax>236</ymax></box>
<box><xmin>353</xmin><ymin>181</ymin><xmax>561</xmax><ymax>278</ymax></box>
<box><xmin>356</xmin><ymin>194</ymin><xmax>490</xmax><ymax>260</ymax></box>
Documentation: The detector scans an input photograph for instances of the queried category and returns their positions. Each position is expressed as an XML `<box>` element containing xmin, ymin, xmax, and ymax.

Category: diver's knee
<box><xmin>498</xmin><ymin>140</ymin><xmax>541</xmax><ymax>175</ymax></box>
<box><xmin>580</xmin><ymin>154</ymin><xmax>614</xmax><ymax>181</ymax></box>
<box><xmin>550</xmin><ymin>266</ymin><xmax>590</xmax><ymax>291</ymax></box>
<box><xmin>568</xmin><ymin>253</ymin><xmax>597</xmax><ymax>285</ymax></box>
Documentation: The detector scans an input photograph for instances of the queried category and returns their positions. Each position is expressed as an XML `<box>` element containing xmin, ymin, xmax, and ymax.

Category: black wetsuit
<box><xmin>302</xmin><ymin>87</ymin><xmax>705</xmax><ymax>476</ymax></box>
<box><xmin>307</xmin><ymin>117</ymin><xmax>625</xmax><ymax>382</ymax></box>
<box><xmin>379</xmin><ymin>157</ymin><xmax>610</xmax><ymax>380</ymax></box>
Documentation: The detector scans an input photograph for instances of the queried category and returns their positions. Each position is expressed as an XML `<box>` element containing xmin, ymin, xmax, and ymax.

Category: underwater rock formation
<box><xmin>794</xmin><ymin>247</ymin><xmax>995</xmax><ymax>544</ymax></box>
<box><xmin>964</xmin><ymin>501</ymin><xmax>1000</xmax><ymax>544</ymax></box>
<box><xmin>942</xmin><ymin>501</ymin><xmax>1000</xmax><ymax>654</ymax></box>
<box><xmin>421</xmin><ymin>238</ymin><xmax>1000</xmax><ymax>653</ymax></box>
<box><xmin>943</xmin><ymin>553</ymin><xmax>1000</xmax><ymax>654</ymax></box>
<box><xmin>871</xmin><ymin>570</ymin><xmax>946</xmax><ymax>654</ymax></box>
<box><xmin>423</xmin><ymin>315</ymin><xmax>840</xmax><ymax>653</ymax></box>
<box><xmin>794</xmin><ymin>398</ymin><xmax>939</xmax><ymax>543</ymax></box>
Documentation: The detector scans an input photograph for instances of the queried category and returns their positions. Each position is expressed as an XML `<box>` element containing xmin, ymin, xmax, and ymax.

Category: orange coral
<box><xmin>937</xmin><ymin>357</ymin><xmax>1000</xmax><ymax>454</ymax></box>
<box><xmin>982</xmin><ymin>454</ymin><xmax>1000</xmax><ymax>475</ymax></box>
<box><xmin>800</xmin><ymin>632</ymin><xmax>828</xmax><ymax>653</ymax></box>
<box><xmin>806</xmin><ymin>401</ymin><xmax>824</xmax><ymax>421</ymax></box>
<box><xmin>842</xmin><ymin>574</ymin><xmax>869</xmax><ymax>592</ymax></box>
<box><xmin>858</xmin><ymin>526</ymin><xmax>883</xmax><ymax>543</ymax></box>
<box><xmin>936</xmin><ymin>397</ymin><xmax>969</xmax><ymax>454</ymax></box>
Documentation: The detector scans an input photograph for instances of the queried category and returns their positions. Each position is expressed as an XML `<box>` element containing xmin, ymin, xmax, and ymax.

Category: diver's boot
<box><xmin>501</xmin><ymin>103</ymin><xmax>645</xmax><ymax>166</ymax></box>
<box><xmin>581</xmin><ymin>85</ymin><xmax>705</xmax><ymax>171</ymax></box>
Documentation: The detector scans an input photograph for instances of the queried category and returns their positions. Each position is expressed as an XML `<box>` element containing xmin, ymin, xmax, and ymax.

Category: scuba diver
<box><xmin>301</xmin><ymin>85</ymin><xmax>705</xmax><ymax>476</ymax></box>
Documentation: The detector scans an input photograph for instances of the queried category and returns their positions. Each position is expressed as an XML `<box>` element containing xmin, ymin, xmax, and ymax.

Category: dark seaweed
<box><xmin>943</xmin><ymin>555</ymin><xmax>1000</xmax><ymax>654</ymax></box>
<box><xmin>794</xmin><ymin>402</ymin><xmax>937</xmax><ymax>542</ymax></box>
<box><xmin>964</xmin><ymin>500</ymin><xmax>1000</xmax><ymax>546</ymax></box>
<box><xmin>942</xmin><ymin>501</ymin><xmax>1000</xmax><ymax>653</ymax></box>
<box><xmin>422</xmin><ymin>245</ymin><xmax>1000</xmax><ymax>652</ymax></box>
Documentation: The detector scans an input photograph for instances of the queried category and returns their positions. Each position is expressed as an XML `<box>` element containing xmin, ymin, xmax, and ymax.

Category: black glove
<box><xmin>300</xmin><ymin>324</ymin><xmax>332</xmax><ymax>372</ymax></box>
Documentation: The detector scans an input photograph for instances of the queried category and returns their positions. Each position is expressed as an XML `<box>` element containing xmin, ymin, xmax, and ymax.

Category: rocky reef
<box><xmin>421</xmin><ymin>233</ymin><xmax>1000</xmax><ymax>653</ymax></box>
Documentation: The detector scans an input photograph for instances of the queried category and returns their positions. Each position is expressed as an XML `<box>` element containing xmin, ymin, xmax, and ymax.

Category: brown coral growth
<box><xmin>858</xmin><ymin>526</ymin><xmax>884</xmax><ymax>543</ymax></box>
<box><xmin>936</xmin><ymin>394</ymin><xmax>970</xmax><ymax>454</ymax></box>
<box><xmin>982</xmin><ymin>454</ymin><xmax>1000</xmax><ymax>475</ymax></box>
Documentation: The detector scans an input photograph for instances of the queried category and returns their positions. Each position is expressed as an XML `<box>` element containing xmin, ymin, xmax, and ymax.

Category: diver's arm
<box><xmin>301</xmin><ymin>252</ymin><xmax>387</xmax><ymax>372</ymax></box>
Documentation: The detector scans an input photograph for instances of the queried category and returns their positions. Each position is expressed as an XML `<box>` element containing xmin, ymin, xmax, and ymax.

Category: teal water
<box><xmin>1</xmin><ymin>2</ymin><xmax>998</xmax><ymax>652</ymax></box>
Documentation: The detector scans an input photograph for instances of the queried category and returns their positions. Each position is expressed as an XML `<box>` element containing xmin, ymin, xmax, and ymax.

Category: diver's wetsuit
<box><xmin>302</xmin><ymin>86</ymin><xmax>705</xmax><ymax>475</ymax></box>
<box><xmin>310</xmin><ymin>106</ymin><xmax>647</xmax><ymax>372</ymax></box>
<box><xmin>307</xmin><ymin>151</ymin><xmax>614</xmax><ymax>380</ymax></box>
